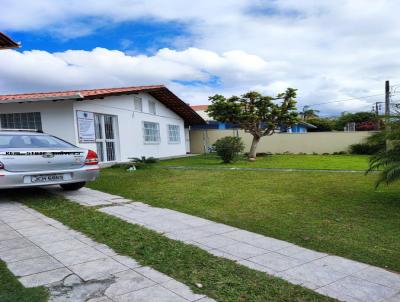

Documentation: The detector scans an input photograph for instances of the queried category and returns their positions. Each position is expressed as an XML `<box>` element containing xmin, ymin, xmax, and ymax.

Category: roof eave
<box><xmin>0</xmin><ymin>32</ymin><xmax>20</xmax><ymax>49</ymax></box>
<box><xmin>298</xmin><ymin>122</ymin><xmax>317</xmax><ymax>129</ymax></box>
<box><xmin>0</xmin><ymin>93</ymin><xmax>84</xmax><ymax>104</ymax></box>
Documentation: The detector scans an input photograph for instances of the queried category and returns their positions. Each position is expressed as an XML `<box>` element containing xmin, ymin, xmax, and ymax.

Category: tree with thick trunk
<box><xmin>248</xmin><ymin>136</ymin><xmax>260</xmax><ymax>159</ymax></box>
<box><xmin>207</xmin><ymin>88</ymin><xmax>299</xmax><ymax>159</ymax></box>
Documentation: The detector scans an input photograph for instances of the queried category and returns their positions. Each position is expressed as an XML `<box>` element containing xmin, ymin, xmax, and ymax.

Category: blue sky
<box><xmin>1</xmin><ymin>0</ymin><xmax>399</xmax><ymax>115</ymax></box>
<box><xmin>8</xmin><ymin>20</ymin><xmax>189</xmax><ymax>54</ymax></box>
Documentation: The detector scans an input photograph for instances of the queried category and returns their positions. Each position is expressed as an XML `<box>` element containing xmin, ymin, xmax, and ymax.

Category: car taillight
<box><xmin>85</xmin><ymin>150</ymin><xmax>99</xmax><ymax>165</ymax></box>
<box><xmin>0</xmin><ymin>162</ymin><xmax>4</xmax><ymax>169</ymax></box>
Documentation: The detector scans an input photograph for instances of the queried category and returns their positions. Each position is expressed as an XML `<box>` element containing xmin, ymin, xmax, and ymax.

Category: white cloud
<box><xmin>0</xmin><ymin>47</ymin><xmax>282</xmax><ymax>104</ymax></box>
<box><xmin>1</xmin><ymin>0</ymin><xmax>400</xmax><ymax>114</ymax></box>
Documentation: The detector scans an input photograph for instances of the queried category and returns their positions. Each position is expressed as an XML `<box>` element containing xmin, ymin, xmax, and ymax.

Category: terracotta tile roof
<box><xmin>0</xmin><ymin>85</ymin><xmax>164</xmax><ymax>101</ymax></box>
<box><xmin>191</xmin><ymin>105</ymin><xmax>209</xmax><ymax>111</ymax></box>
<box><xmin>0</xmin><ymin>32</ymin><xmax>19</xmax><ymax>49</ymax></box>
<box><xmin>0</xmin><ymin>85</ymin><xmax>205</xmax><ymax>125</ymax></box>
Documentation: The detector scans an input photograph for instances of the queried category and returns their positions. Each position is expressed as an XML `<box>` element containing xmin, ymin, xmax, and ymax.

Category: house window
<box><xmin>148</xmin><ymin>100</ymin><xmax>156</xmax><ymax>115</ymax></box>
<box><xmin>0</xmin><ymin>112</ymin><xmax>42</xmax><ymax>131</ymax></box>
<box><xmin>134</xmin><ymin>96</ymin><xmax>143</xmax><ymax>112</ymax></box>
<box><xmin>143</xmin><ymin>121</ymin><xmax>160</xmax><ymax>143</ymax></box>
<box><xmin>167</xmin><ymin>124</ymin><xmax>180</xmax><ymax>143</ymax></box>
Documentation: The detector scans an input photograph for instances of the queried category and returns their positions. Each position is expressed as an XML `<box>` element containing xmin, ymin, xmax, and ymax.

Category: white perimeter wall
<box><xmin>0</xmin><ymin>100</ymin><xmax>76</xmax><ymax>143</ymax></box>
<box><xmin>190</xmin><ymin>129</ymin><xmax>375</xmax><ymax>154</ymax></box>
<box><xmin>73</xmin><ymin>93</ymin><xmax>187</xmax><ymax>161</ymax></box>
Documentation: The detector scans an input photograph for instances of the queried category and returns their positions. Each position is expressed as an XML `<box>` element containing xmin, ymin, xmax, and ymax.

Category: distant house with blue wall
<box><xmin>280</xmin><ymin>121</ymin><xmax>317</xmax><ymax>133</ymax></box>
<box><xmin>191</xmin><ymin>105</ymin><xmax>316</xmax><ymax>133</ymax></box>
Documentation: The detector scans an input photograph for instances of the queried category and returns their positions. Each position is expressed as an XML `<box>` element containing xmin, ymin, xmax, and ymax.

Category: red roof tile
<box><xmin>0</xmin><ymin>85</ymin><xmax>164</xmax><ymax>101</ymax></box>
<box><xmin>0</xmin><ymin>85</ymin><xmax>205</xmax><ymax>125</ymax></box>
<box><xmin>191</xmin><ymin>105</ymin><xmax>209</xmax><ymax>111</ymax></box>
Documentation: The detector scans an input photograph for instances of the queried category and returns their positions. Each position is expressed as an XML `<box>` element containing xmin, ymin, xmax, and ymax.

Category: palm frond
<box><xmin>386</xmin><ymin>165</ymin><xmax>400</xmax><ymax>184</ymax></box>
<box><xmin>366</xmin><ymin>140</ymin><xmax>400</xmax><ymax>187</ymax></box>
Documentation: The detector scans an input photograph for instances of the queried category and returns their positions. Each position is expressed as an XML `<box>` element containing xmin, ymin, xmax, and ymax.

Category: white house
<box><xmin>0</xmin><ymin>85</ymin><xmax>205</xmax><ymax>162</ymax></box>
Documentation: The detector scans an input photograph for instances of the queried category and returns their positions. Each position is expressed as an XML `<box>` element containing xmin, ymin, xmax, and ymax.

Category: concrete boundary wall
<box><xmin>190</xmin><ymin>129</ymin><xmax>376</xmax><ymax>154</ymax></box>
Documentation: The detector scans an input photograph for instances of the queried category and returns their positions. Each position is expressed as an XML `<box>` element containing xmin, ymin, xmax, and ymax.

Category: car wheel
<box><xmin>60</xmin><ymin>182</ymin><xmax>86</xmax><ymax>191</ymax></box>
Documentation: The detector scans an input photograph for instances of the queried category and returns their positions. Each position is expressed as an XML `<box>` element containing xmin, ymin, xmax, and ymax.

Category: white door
<box><xmin>185</xmin><ymin>128</ymin><xmax>190</xmax><ymax>153</ymax></box>
<box><xmin>94</xmin><ymin>114</ymin><xmax>119</xmax><ymax>162</ymax></box>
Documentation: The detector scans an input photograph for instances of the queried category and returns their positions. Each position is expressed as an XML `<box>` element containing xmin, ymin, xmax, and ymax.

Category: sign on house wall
<box><xmin>76</xmin><ymin>111</ymin><xmax>95</xmax><ymax>143</ymax></box>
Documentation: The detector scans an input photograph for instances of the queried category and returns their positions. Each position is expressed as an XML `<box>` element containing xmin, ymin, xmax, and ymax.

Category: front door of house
<box><xmin>94</xmin><ymin>114</ymin><xmax>118</xmax><ymax>162</ymax></box>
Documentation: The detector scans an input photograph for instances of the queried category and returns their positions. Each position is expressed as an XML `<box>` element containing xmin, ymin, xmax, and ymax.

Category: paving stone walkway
<box><xmin>0</xmin><ymin>198</ymin><xmax>215</xmax><ymax>302</ymax></box>
<box><xmin>51</xmin><ymin>187</ymin><xmax>400</xmax><ymax>302</ymax></box>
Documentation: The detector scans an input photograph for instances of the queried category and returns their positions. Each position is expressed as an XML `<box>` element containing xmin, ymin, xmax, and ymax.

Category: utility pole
<box><xmin>385</xmin><ymin>80</ymin><xmax>391</xmax><ymax>149</ymax></box>
<box><xmin>385</xmin><ymin>80</ymin><xmax>390</xmax><ymax>118</ymax></box>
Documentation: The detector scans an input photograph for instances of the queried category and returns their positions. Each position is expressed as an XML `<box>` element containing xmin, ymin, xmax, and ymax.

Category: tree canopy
<box><xmin>334</xmin><ymin>112</ymin><xmax>378</xmax><ymax>131</ymax></box>
<box><xmin>302</xmin><ymin>108</ymin><xmax>320</xmax><ymax>120</ymax></box>
<box><xmin>207</xmin><ymin>88</ymin><xmax>299</xmax><ymax>158</ymax></box>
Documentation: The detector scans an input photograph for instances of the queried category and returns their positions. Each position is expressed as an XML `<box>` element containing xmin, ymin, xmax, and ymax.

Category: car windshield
<box><xmin>0</xmin><ymin>134</ymin><xmax>75</xmax><ymax>149</ymax></box>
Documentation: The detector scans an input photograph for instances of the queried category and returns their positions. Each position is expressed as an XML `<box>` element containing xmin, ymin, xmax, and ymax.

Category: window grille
<box><xmin>168</xmin><ymin>124</ymin><xmax>180</xmax><ymax>143</ymax></box>
<box><xmin>134</xmin><ymin>96</ymin><xmax>143</xmax><ymax>112</ymax></box>
<box><xmin>148</xmin><ymin>101</ymin><xmax>156</xmax><ymax>115</ymax></box>
<box><xmin>143</xmin><ymin>121</ymin><xmax>160</xmax><ymax>143</ymax></box>
<box><xmin>0</xmin><ymin>112</ymin><xmax>42</xmax><ymax>130</ymax></box>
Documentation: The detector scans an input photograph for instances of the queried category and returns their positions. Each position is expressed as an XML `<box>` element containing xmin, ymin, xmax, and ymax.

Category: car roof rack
<box><xmin>0</xmin><ymin>128</ymin><xmax>43</xmax><ymax>133</ymax></box>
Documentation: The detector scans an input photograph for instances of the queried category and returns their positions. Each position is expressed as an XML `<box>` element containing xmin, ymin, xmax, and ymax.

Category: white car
<box><xmin>0</xmin><ymin>130</ymin><xmax>100</xmax><ymax>190</ymax></box>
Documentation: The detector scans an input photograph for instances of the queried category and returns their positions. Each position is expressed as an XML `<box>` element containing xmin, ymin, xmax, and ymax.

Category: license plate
<box><xmin>31</xmin><ymin>174</ymin><xmax>64</xmax><ymax>183</ymax></box>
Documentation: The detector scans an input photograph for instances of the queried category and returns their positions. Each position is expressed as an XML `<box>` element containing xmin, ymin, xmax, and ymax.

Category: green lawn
<box><xmin>0</xmin><ymin>260</ymin><xmax>48</xmax><ymax>302</ymax></box>
<box><xmin>89</xmin><ymin>166</ymin><xmax>400</xmax><ymax>272</ymax></box>
<box><xmin>13</xmin><ymin>191</ymin><xmax>334</xmax><ymax>302</ymax></box>
<box><xmin>157</xmin><ymin>154</ymin><xmax>370</xmax><ymax>170</ymax></box>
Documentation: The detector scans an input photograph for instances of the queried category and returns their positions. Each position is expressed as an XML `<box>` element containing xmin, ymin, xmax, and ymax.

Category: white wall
<box><xmin>190</xmin><ymin>129</ymin><xmax>375</xmax><ymax>154</ymax></box>
<box><xmin>0</xmin><ymin>100</ymin><xmax>76</xmax><ymax>143</ymax></box>
<box><xmin>73</xmin><ymin>93</ymin><xmax>187</xmax><ymax>161</ymax></box>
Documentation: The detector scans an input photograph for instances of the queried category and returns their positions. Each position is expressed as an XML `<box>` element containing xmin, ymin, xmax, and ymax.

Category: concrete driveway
<box><xmin>0</xmin><ymin>199</ymin><xmax>214</xmax><ymax>302</ymax></box>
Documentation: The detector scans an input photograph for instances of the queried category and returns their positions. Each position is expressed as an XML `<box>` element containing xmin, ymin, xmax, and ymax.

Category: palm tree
<box><xmin>366</xmin><ymin>118</ymin><xmax>400</xmax><ymax>187</ymax></box>
<box><xmin>302</xmin><ymin>108</ymin><xmax>320</xmax><ymax>121</ymax></box>
<box><xmin>367</xmin><ymin>145</ymin><xmax>400</xmax><ymax>187</ymax></box>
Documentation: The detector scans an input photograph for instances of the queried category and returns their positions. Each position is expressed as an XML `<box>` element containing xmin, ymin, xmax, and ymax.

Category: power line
<box><xmin>304</xmin><ymin>91</ymin><xmax>400</xmax><ymax>109</ymax></box>
<box><xmin>307</xmin><ymin>93</ymin><xmax>386</xmax><ymax>107</ymax></box>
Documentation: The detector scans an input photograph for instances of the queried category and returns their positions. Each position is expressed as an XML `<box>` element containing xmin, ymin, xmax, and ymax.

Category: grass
<box><xmin>157</xmin><ymin>154</ymin><xmax>370</xmax><ymax>170</ymax></box>
<box><xmin>10</xmin><ymin>190</ymin><xmax>334</xmax><ymax>302</ymax></box>
<box><xmin>88</xmin><ymin>166</ymin><xmax>400</xmax><ymax>272</ymax></box>
<box><xmin>0</xmin><ymin>260</ymin><xmax>48</xmax><ymax>302</ymax></box>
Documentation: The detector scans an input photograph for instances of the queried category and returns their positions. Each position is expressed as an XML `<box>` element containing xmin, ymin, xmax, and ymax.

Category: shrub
<box><xmin>356</xmin><ymin>121</ymin><xmax>377</xmax><ymax>131</ymax></box>
<box><xmin>334</xmin><ymin>112</ymin><xmax>378</xmax><ymax>131</ymax></box>
<box><xmin>213</xmin><ymin>136</ymin><xmax>244</xmax><ymax>163</ymax></box>
<box><xmin>144</xmin><ymin>157</ymin><xmax>159</xmax><ymax>163</ymax></box>
<box><xmin>332</xmin><ymin>151</ymin><xmax>348</xmax><ymax>155</ymax></box>
<box><xmin>349</xmin><ymin>143</ymin><xmax>382</xmax><ymax>155</ymax></box>
<box><xmin>307</xmin><ymin>118</ymin><xmax>335</xmax><ymax>132</ymax></box>
<box><xmin>129</xmin><ymin>156</ymin><xmax>159</xmax><ymax>169</ymax></box>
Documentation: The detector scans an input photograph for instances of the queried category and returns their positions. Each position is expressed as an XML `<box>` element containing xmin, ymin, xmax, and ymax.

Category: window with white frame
<box><xmin>148</xmin><ymin>100</ymin><xmax>156</xmax><ymax>115</ymax></box>
<box><xmin>133</xmin><ymin>96</ymin><xmax>143</xmax><ymax>112</ymax></box>
<box><xmin>0</xmin><ymin>112</ymin><xmax>42</xmax><ymax>130</ymax></box>
<box><xmin>143</xmin><ymin>121</ymin><xmax>160</xmax><ymax>143</ymax></box>
<box><xmin>167</xmin><ymin>124</ymin><xmax>180</xmax><ymax>143</ymax></box>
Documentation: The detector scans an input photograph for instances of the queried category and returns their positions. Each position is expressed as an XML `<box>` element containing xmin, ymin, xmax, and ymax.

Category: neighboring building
<box><xmin>191</xmin><ymin>105</ymin><xmax>316</xmax><ymax>133</ymax></box>
<box><xmin>280</xmin><ymin>121</ymin><xmax>317</xmax><ymax>133</ymax></box>
<box><xmin>0</xmin><ymin>85</ymin><xmax>205</xmax><ymax>162</ymax></box>
<box><xmin>0</xmin><ymin>32</ymin><xmax>19</xmax><ymax>49</ymax></box>
<box><xmin>190</xmin><ymin>105</ymin><xmax>236</xmax><ymax>130</ymax></box>
<box><xmin>190</xmin><ymin>105</ymin><xmax>209</xmax><ymax>121</ymax></box>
